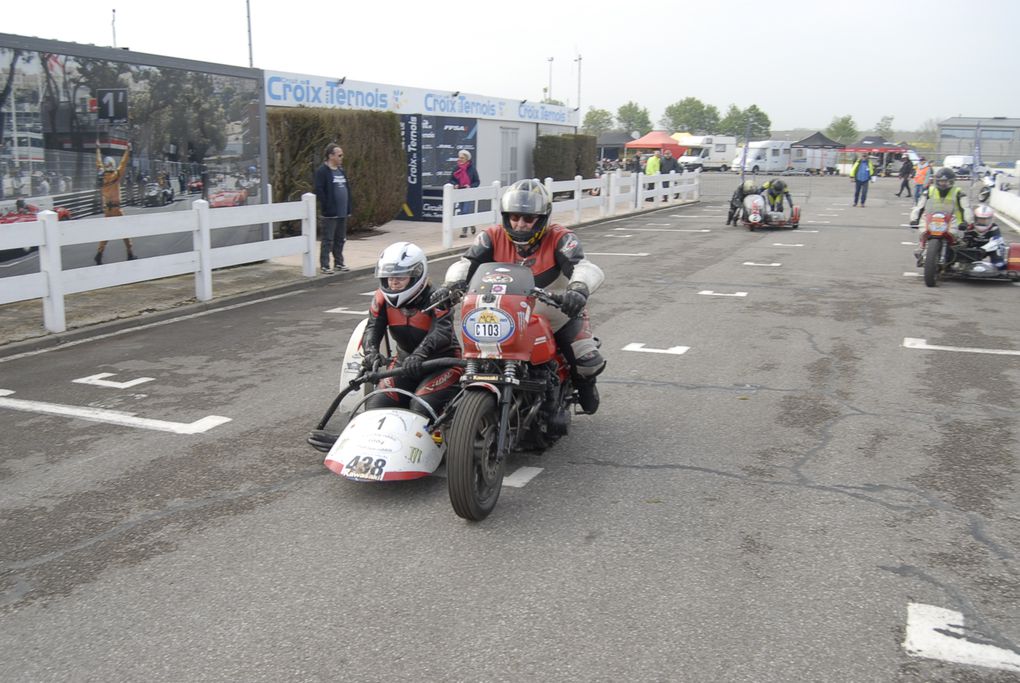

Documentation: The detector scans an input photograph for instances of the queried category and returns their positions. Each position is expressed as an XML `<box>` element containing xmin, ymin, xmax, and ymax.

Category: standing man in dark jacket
<box><xmin>659</xmin><ymin>148</ymin><xmax>681</xmax><ymax>200</ymax></box>
<box><xmin>895</xmin><ymin>155</ymin><xmax>914</xmax><ymax>198</ymax></box>
<box><xmin>313</xmin><ymin>143</ymin><xmax>353</xmax><ymax>274</ymax></box>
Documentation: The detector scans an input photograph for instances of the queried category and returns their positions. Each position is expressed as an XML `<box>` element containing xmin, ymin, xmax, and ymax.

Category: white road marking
<box><xmin>742</xmin><ymin>262</ymin><xmax>781</xmax><ymax>267</ymax></box>
<box><xmin>359</xmin><ymin>291</ymin><xmax>376</xmax><ymax>296</ymax></box>
<box><xmin>903</xmin><ymin>272</ymin><xmax>921</xmax><ymax>277</ymax></box>
<box><xmin>797</xmin><ymin>230</ymin><xmax>819</xmax><ymax>233</ymax></box>
<box><xmin>904</xmin><ymin>602</ymin><xmax>1020</xmax><ymax>672</ymax></box>
<box><xmin>622</xmin><ymin>343</ymin><xmax>690</xmax><ymax>355</ymax></box>
<box><xmin>899</xmin><ymin>224</ymin><xmax>915</xmax><ymax>227</ymax></box>
<box><xmin>587</xmin><ymin>252</ymin><xmax>650</xmax><ymax>257</ymax></box>
<box><xmin>903</xmin><ymin>337</ymin><xmax>1020</xmax><ymax>357</ymax></box>
<box><xmin>901</xmin><ymin>241</ymin><xmax>916</xmax><ymax>245</ymax></box>
<box><xmin>72</xmin><ymin>373</ymin><xmax>155</xmax><ymax>389</ymax></box>
<box><xmin>772</xmin><ymin>243</ymin><xmax>803</xmax><ymax>247</ymax></box>
<box><xmin>817</xmin><ymin>214</ymin><xmax>840</xmax><ymax>217</ymax></box>
<box><xmin>503</xmin><ymin>466</ymin><xmax>544</xmax><ymax>488</ymax></box>
<box><xmin>617</xmin><ymin>228</ymin><xmax>710</xmax><ymax>233</ymax></box>
<box><xmin>0</xmin><ymin>389</ymin><xmax>231</xmax><ymax>434</ymax></box>
<box><xmin>604</xmin><ymin>234</ymin><xmax>633</xmax><ymax>237</ymax></box>
<box><xmin>698</xmin><ymin>291</ymin><xmax>748</xmax><ymax>297</ymax></box>
<box><xmin>325</xmin><ymin>307</ymin><xmax>369</xmax><ymax>315</ymax></box>
<box><xmin>645</xmin><ymin>222</ymin><xmax>673</xmax><ymax>226</ymax></box>
<box><xmin>805</xmin><ymin>221</ymin><xmax>831</xmax><ymax>224</ymax></box>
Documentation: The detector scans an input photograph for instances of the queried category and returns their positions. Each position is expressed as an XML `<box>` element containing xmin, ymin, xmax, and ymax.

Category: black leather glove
<box><xmin>361</xmin><ymin>346</ymin><xmax>380</xmax><ymax>371</ymax></box>
<box><xmin>560</xmin><ymin>283</ymin><xmax>589</xmax><ymax>318</ymax></box>
<box><xmin>402</xmin><ymin>353</ymin><xmax>424</xmax><ymax>378</ymax></box>
<box><xmin>429</xmin><ymin>280</ymin><xmax>465</xmax><ymax>308</ymax></box>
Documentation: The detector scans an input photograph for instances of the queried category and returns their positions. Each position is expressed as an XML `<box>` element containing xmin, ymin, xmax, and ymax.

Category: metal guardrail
<box><xmin>0</xmin><ymin>194</ymin><xmax>318</xmax><ymax>334</ymax></box>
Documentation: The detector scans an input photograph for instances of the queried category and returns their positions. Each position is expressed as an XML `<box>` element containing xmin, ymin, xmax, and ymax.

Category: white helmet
<box><xmin>103</xmin><ymin>156</ymin><xmax>115</xmax><ymax>171</ymax></box>
<box><xmin>973</xmin><ymin>205</ymin><xmax>995</xmax><ymax>234</ymax></box>
<box><xmin>374</xmin><ymin>241</ymin><xmax>428</xmax><ymax>308</ymax></box>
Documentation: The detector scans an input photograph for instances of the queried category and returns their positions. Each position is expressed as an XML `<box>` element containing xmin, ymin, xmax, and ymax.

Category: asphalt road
<box><xmin>1</xmin><ymin>174</ymin><xmax>1019</xmax><ymax>681</ymax></box>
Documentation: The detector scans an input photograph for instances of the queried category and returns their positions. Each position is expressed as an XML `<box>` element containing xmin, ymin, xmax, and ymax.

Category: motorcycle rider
<box><xmin>759</xmin><ymin>178</ymin><xmax>795</xmax><ymax>222</ymax></box>
<box><xmin>361</xmin><ymin>241</ymin><xmax>464</xmax><ymax>418</ymax></box>
<box><xmin>909</xmin><ymin>167</ymin><xmax>975</xmax><ymax>266</ymax></box>
<box><xmin>726</xmin><ymin>179</ymin><xmax>759</xmax><ymax>225</ymax></box>
<box><xmin>431</xmin><ymin>179</ymin><xmax>606</xmax><ymax>414</ymax></box>
<box><xmin>962</xmin><ymin>205</ymin><xmax>1007</xmax><ymax>272</ymax></box>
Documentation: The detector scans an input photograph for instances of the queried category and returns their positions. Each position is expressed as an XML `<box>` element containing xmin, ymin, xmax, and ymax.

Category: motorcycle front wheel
<box><xmin>447</xmin><ymin>390</ymin><xmax>503</xmax><ymax>521</ymax></box>
<box><xmin>923</xmin><ymin>238</ymin><xmax>942</xmax><ymax>287</ymax></box>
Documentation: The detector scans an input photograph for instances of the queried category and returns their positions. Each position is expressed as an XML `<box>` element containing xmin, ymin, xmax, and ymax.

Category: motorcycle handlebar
<box><xmin>359</xmin><ymin>357</ymin><xmax>467</xmax><ymax>384</ymax></box>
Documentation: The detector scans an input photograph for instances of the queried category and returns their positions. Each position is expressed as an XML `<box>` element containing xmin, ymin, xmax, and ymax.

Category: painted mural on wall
<box><xmin>0</xmin><ymin>46</ymin><xmax>261</xmax><ymax>217</ymax></box>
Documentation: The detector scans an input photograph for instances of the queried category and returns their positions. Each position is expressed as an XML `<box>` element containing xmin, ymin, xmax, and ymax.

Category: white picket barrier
<box><xmin>0</xmin><ymin>193</ymin><xmax>318</xmax><ymax>333</ymax></box>
<box><xmin>440</xmin><ymin>170</ymin><xmax>699</xmax><ymax>239</ymax></box>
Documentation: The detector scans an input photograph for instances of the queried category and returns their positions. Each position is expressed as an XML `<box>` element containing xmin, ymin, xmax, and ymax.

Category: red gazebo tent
<box><xmin>624</xmin><ymin>130</ymin><xmax>688</xmax><ymax>158</ymax></box>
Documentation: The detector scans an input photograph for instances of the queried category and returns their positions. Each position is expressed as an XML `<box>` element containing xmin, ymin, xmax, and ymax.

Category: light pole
<box><xmin>547</xmin><ymin>57</ymin><xmax>553</xmax><ymax>102</ymax></box>
<box><xmin>246</xmin><ymin>0</ymin><xmax>254</xmax><ymax>67</ymax></box>
<box><xmin>574</xmin><ymin>54</ymin><xmax>582</xmax><ymax>111</ymax></box>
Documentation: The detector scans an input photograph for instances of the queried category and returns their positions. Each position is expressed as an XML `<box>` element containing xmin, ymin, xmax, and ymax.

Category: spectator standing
<box><xmin>313</xmin><ymin>143</ymin><xmax>353</xmax><ymax>274</ymax></box>
<box><xmin>37</xmin><ymin>175</ymin><xmax>51</xmax><ymax>196</ymax></box>
<box><xmin>849</xmin><ymin>153</ymin><xmax>876</xmax><ymax>207</ymax></box>
<box><xmin>94</xmin><ymin>142</ymin><xmax>137</xmax><ymax>264</ymax></box>
<box><xmin>659</xmin><ymin>148</ymin><xmax>680</xmax><ymax>201</ymax></box>
<box><xmin>627</xmin><ymin>154</ymin><xmax>642</xmax><ymax>174</ymax></box>
<box><xmin>895</xmin><ymin>154</ymin><xmax>914</xmax><ymax>198</ymax></box>
<box><xmin>643</xmin><ymin>150</ymin><xmax>661</xmax><ymax>201</ymax></box>
<box><xmin>449</xmin><ymin>149</ymin><xmax>480</xmax><ymax>238</ymax></box>
<box><xmin>913</xmin><ymin>157</ymin><xmax>931</xmax><ymax>201</ymax></box>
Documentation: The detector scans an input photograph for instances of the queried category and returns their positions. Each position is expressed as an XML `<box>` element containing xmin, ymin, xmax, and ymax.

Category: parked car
<box><xmin>208</xmin><ymin>188</ymin><xmax>248</xmax><ymax>208</ymax></box>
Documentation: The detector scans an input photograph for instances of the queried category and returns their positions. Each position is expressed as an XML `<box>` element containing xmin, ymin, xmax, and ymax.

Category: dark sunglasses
<box><xmin>508</xmin><ymin>214</ymin><xmax>538</xmax><ymax>224</ymax></box>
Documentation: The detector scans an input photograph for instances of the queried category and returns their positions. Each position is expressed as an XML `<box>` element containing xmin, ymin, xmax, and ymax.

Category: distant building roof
<box><xmin>939</xmin><ymin>116</ymin><xmax>1020</xmax><ymax>127</ymax></box>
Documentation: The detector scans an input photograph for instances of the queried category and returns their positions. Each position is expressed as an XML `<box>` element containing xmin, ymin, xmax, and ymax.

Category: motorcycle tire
<box><xmin>447</xmin><ymin>390</ymin><xmax>503</xmax><ymax>521</ymax></box>
<box><xmin>923</xmin><ymin>238</ymin><xmax>942</xmax><ymax>288</ymax></box>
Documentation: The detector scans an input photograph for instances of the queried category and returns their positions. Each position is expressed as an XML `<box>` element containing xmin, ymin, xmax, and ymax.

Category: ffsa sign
<box><xmin>96</xmin><ymin>88</ymin><xmax>129</xmax><ymax>122</ymax></box>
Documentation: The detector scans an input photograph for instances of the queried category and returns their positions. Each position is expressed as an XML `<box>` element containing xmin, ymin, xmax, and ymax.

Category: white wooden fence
<box><xmin>440</xmin><ymin>170</ymin><xmax>700</xmax><ymax>247</ymax></box>
<box><xmin>1</xmin><ymin>193</ymin><xmax>318</xmax><ymax>333</ymax></box>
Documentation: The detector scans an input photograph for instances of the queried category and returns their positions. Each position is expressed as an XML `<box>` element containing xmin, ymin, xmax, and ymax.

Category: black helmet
<box><xmin>769</xmin><ymin>179</ymin><xmax>786</xmax><ymax>194</ymax></box>
<box><xmin>500</xmin><ymin>179</ymin><xmax>552</xmax><ymax>248</ymax></box>
<box><xmin>935</xmin><ymin>167</ymin><xmax>955</xmax><ymax>190</ymax></box>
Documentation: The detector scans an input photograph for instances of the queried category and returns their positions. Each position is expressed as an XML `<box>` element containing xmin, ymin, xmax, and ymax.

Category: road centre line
<box><xmin>622</xmin><ymin>342</ymin><xmax>689</xmax><ymax>355</ymax></box>
<box><xmin>503</xmin><ymin>466</ymin><xmax>543</xmax><ymax>488</ymax></box>
<box><xmin>903</xmin><ymin>337</ymin><xmax>1020</xmax><ymax>356</ymax></box>
<box><xmin>616</xmin><ymin>228</ymin><xmax>710</xmax><ymax>233</ymax></box>
<box><xmin>698</xmin><ymin>291</ymin><xmax>747</xmax><ymax>297</ymax></box>
<box><xmin>0</xmin><ymin>290</ymin><xmax>307</xmax><ymax>365</ymax></box>
<box><xmin>0</xmin><ymin>389</ymin><xmax>231</xmax><ymax>434</ymax></box>
<box><xmin>904</xmin><ymin>602</ymin><xmax>1020</xmax><ymax>672</ymax></box>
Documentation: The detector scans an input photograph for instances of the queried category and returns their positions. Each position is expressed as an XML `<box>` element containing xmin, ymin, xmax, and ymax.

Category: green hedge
<box><xmin>267</xmin><ymin>108</ymin><xmax>405</xmax><ymax>233</ymax></box>
<box><xmin>533</xmin><ymin>133</ymin><xmax>597</xmax><ymax>181</ymax></box>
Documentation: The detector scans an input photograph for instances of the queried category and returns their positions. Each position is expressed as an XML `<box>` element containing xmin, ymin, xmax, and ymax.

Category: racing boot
<box><xmin>574</xmin><ymin>376</ymin><xmax>600</xmax><ymax>415</ymax></box>
<box><xmin>307</xmin><ymin>429</ymin><xmax>339</xmax><ymax>453</ymax></box>
<box><xmin>914</xmin><ymin>249</ymin><xmax>923</xmax><ymax>267</ymax></box>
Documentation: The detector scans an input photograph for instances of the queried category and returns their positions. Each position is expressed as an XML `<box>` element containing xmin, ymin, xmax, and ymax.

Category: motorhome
<box><xmin>731</xmin><ymin>140</ymin><xmax>792</xmax><ymax>174</ymax></box>
<box><xmin>790</xmin><ymin>146</ymin><xmax>839</xmax><ymax>175</ymax></box>
<box><xmin>677</xmin><ymin>135</ymin><xmax>737</xmax><ymax>171</ymax></box>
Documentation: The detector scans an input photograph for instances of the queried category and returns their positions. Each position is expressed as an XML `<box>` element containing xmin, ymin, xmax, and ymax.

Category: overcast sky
<box><xmin>4</xmin><ymin>0</ymin><xmax>1018</xmax><ymax>132</ymax></box>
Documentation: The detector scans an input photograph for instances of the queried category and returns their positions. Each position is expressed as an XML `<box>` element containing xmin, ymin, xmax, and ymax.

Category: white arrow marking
<box><xmin>622</xmin><ymin>343</ymin><xmax>690</xmax><ymax>355</ymax></box>
<box><xmin>903</xmin><ymin>338</ymin><xmax>1020</xmax><ymax>356</ymax></box>
<box><xmin>325</xmin><ymin>307</ymin><xmax>369</xmax><ymax>315</ymax></box>
<box><xmin>503</xmin><ymin>466</ymin><xmax>544</xmax><ymax>488</ymax></box>
<box><xmin>699</xmin><ymin>291</ymin><xmax>748</xmax><ymax>297</ymax></box>
<box><xmin>72</xmin><ymin>372</ymin><xmax>155</xmax><ymax>389</ymax></box>
<box><xmin>904</xmin><ymin>603</ymin><xmax>1020</xmax><ymax>672</ymax></box>
<box><xmin>772</xmin><ymin>243</ymin><xmax>804</xmax><ymax>247</ymax></box>
<box><xmin>742</xmin><ymin>262</ymin><xmax>782</xmax><ymax>267</ymax></box>
<box><xmin>587</xmin><ymin>252</ymin><xmax>649</xmax><ymax>257</ymax></box>
<box><xmin>0</xmin><ymin>390</ymin><xmax>231</xmax><ymax>434</ymax></box>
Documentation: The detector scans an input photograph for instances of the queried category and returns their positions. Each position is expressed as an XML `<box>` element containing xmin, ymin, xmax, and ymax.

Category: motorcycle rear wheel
<box><xmin>923</xmin><ymin>238</ymin><xmax>942</xmax><ymax>287</ymax></box>
<box><xmin>447</xmin><ymin>391</ymin><xmax>503</xmax><ymax>521</ymax></box>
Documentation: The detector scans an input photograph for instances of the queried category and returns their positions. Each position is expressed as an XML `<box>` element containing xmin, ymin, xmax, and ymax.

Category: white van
<box><xmin>731</xmin><ymin>140</ymin><xmax>792</xmax><ymax>174</ymax></box>
<box><xmin>942</xmin><ymin>155</ymin><xmax>975</xmax><ymax>178</ymax></box>
<box><xmin>677</xmin><ymin>135</ymin><xmax>737</xmax><ymax>171</ymax></box>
